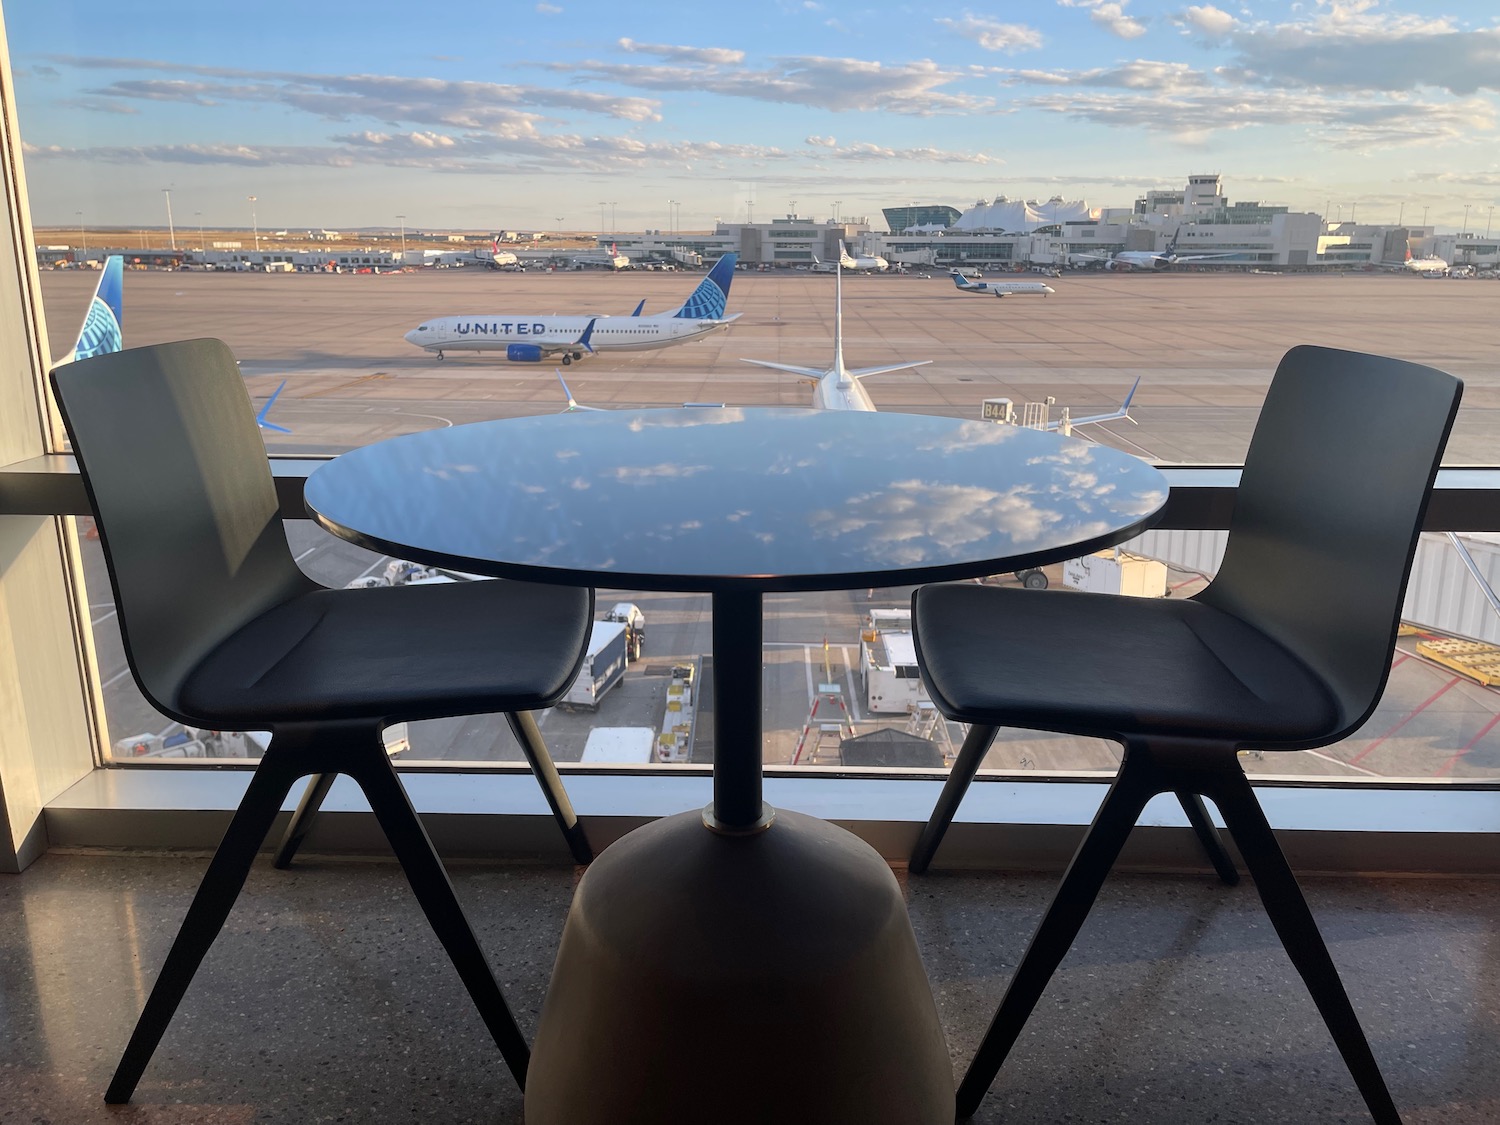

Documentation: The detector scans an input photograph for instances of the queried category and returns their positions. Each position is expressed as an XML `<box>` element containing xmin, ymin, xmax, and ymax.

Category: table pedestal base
<box><xmin>524</xmin><ymin>808</ymin><xmax>953</xmax><ymax>1125</ymax></box>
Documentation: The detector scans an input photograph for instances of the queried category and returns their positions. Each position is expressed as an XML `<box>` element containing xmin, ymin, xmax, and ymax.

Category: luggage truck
<box><xmin>603</xmin><ymin>602</ymin><xmax>645</xmax><ymax>662</ymax></box>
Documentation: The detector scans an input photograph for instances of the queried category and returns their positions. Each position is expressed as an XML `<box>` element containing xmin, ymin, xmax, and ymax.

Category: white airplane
<box><xmin>949</xmin><ymin>271</ymin><xmax>1054</xmax><ymax>298</ymax></box>
<box><xmin>739</xmin><ymin>263</ymin><xmax>928</xmax><ymax>411</ymax></box>
<box><xmin>1086</xmin><ymin>230</ymin><xmax>1246</xmax><ymax>271</ymax></box>
<box><xmin>404</xmin><ymin>253</ymin><xmax>741</xmax><ymax>364</ymax></box>
<box><xmin>1377</xmin><ymin>249</ymin><xmax>1449</xmax><ymax>276</ymax></box>
<box><xmin>812</xmin><ymin>240</ymin><xmax>888</xmax><ymax>273</ymax></box>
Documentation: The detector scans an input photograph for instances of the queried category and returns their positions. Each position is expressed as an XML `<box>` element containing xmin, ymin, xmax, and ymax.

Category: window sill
<box><xmin>44</xmin><ymin>767</ymin><xmax>1500</xmax><ymax>876</ymax></box>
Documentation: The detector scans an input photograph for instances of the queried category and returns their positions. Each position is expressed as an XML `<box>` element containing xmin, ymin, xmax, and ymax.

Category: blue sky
<box><xmin>7</xmin><ymin>1</ymin><xmax>1499</xmax><ymax>233</ymax></box>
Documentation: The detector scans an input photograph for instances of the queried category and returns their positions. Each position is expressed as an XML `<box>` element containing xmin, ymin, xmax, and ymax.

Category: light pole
<box><xmin>598</xmin><ymin>201</ymin><xmax>607</xmax><ymax>239</ymax></box>
<box><xmin>76</xmin><ymin>210</ymin><xmax>86</xmax><ymax>258</ymax></box>
<box><xmin>1462</xmin><ymin>204</ymin><xmax>1471</xmax><ymax>237</ymax></box>
<box><xmin>162</xmin><ymin>188</ymin><xmax>176</xmax><ymax>250</ymax></box>
<box><xmin>248</xmin><ymin>195</ymin><xmax>259</xmax><ymax>251</ymax></box>
<box><xmin>609</xmin><ymin>201</ymin><xmax>617</xmax><ymax>234</ymax></box>
<box><xmin>1423</xmin><ymin>206</ymin><xmax>1430</xmax><ymax>229</ymax></box>
<box><xmin>1487</xmin><ymin>206</ymin><xmax>1494</xmax><ymax>239</ymax></box>
<box><xmin>1397</xmin><ymin>202</ymin><xmax>1405</xmax><ymax>228</ymax></box>
<box><xmin>667</xmin><ymin>199</ymin><xmax>678</xmax><ymax>237</ymax></box>
<box><xmin>833</xmin><ymin>200</ymin><xmax>841</xmax><ymax>224</ymax></box>
<box><xmin>397</xmin><ymin>214</ymin><xmax>407</xmax><ymax>257</ymax></box>
<box><xmin>195</xmin><ymin>210</ymin><xmax>204</xmax><ymax>252</ymax></box>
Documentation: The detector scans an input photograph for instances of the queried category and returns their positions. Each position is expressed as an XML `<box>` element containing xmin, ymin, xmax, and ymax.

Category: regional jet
<box><xmin>949</xmin><ymin>271</ymin><xmax>1054</xmax><ymax>298</ymax></box>
<box><xmin>812</xmin><ymin>240</ymin><xmax>888</xmax><ymax>273</ymax></box>
<box><xmin>404</xmin><ymin>253</ymin><xmax>740</xmax><ymax>364</ymax></box>
<box><xmin>739</xmin><ymin>263</ymin><xmax>927</xmax><ymax>411</ymax></box>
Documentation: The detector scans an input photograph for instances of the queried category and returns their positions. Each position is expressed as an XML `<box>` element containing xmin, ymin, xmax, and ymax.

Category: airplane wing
<box><xmin>1045</xmin><ymin>376</ymin><xmax>1140</xmax><ymax>431</ymax></box>
<box><xmin>1173</xmin><ymin>252</ymin><xmax>1249</xmax><ymax>263</ymax></box>
<box><xmin>533</xmin><ymin>318</ymin><xmax>598</xmax><ymax>357</ymax></box>
<box><xmin>848</xmin><ymin>360</ymin><xmax>932</xmax><ymax>379</ymax></box>
<box><xmin>740</xmin><ymin>358</ymin><xmax>826</xmax><ymax>378</ymax></box>
<box><xmin>255</xmin><ymin>379</ymin><xmax>292</xmax><ymax>433</ymax></box>
<box><xmin>554</xmin><ymin>369</ymin><xmax>605</xmax><ymax>411</ymax></box>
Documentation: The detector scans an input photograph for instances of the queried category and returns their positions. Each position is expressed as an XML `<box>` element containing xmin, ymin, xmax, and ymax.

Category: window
<box><xmin>3</xmin><ymin>1</ymin><xmax>1497</xmax><ymax>804</ymax></box>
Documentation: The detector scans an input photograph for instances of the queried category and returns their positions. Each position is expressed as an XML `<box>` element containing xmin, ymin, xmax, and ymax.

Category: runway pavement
<box><xmin>48</xmin><ymin>267</ymin><xmax>1500</xmax><ymax>780</ymax></box>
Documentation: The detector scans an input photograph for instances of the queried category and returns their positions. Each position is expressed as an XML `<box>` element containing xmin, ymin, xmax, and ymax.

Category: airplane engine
<box><xmin>506</xmin><ymin>344</ymin><xmax>545</xmax><ymax>362</ymax></box>
<box><xmin>1105</xmin><ymin>260</ymin><xmax>1120</xmax><ymax>271</ymax></box>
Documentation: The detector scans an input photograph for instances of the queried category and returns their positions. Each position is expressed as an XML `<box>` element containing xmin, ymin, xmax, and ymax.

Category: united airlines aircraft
<box><xmin>53</xmin><ymin>254</ymin><xmax>289</xmax><ymax>431</ymax></box>
<box><xmin>403</xmin><ymin>253</ymin><xmax>740</xmax><ymax>364</ymax></box>
<box><xmin>52</xmin><ymin>255</ymin><xmax>123</xmax><ymax>366</ymax></box>
<box><xmin>739</xmin><ymin>263</ymin><xmax>926</xmax><ymax>411</ymax></box>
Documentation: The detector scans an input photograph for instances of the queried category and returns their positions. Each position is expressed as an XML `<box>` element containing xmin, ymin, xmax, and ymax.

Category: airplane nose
<box><xmin>403</xmin><ymin>326</ymin><xmax>423</xmax><ymax>345</ymax></box>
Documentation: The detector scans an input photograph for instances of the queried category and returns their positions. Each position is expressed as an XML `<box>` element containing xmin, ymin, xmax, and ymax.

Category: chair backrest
<box><xmin>1199</xmin><ymin>344</ymin><xmax>1461</xmax><ymax>743</ymax></box>
<box><xmin>52</xmin><ymin>339</ymin><xmax>312</xmax><ymax>720</ymax></box>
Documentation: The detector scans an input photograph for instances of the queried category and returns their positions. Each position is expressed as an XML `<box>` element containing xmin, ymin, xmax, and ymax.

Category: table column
<box><xmin>709</xmin><ymin>589</ymin><xmax>766</xmax><ymax>829</ymax></box>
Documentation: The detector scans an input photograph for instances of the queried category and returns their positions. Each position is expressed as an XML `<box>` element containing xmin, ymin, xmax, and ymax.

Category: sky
<box><xmin>6</xmin><ymin>0</ymin><xmax>1499</xmax><ymax>234</ymax></box>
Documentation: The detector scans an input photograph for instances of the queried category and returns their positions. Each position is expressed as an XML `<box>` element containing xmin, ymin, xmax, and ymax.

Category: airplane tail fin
<box><xmin>630</xmin><ymin>299</ymin><xmax>646</xmax><ymax>317</ymax></box>
<box><xmin>577</xmin><ymin>318</ymin><xmax>597</xmax><ymax>353</ymax></box>
<box><xmin>951</xmin><ymin>274</ymin><xmax>971</xmax><ymax>290</ymax></box>
<box><xmin>672</xmin><ymin>252</ymin><xmax>737</xmax><ymax>319</ymax></box>
<box><xmin>256</xmin><ymin>380</ymin><xmax>292</xmax><ymax>433</ymax></box>
<box><xmin>56</xmin><ymin>255</ymin><xmax>124</xmax><ymax>366</ymax></box>
<box><xmin>1166</xmin><ymin>228</ymin><xmax>1180</xmax><ymax>254</ymax></box>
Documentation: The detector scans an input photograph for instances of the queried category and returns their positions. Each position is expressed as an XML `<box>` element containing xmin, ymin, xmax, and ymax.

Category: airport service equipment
<box><xmin>560</xmin><ymin>620</ymin><xmax>627</xmax><ymax>710</ymax></box>
<box><xmin>580</xmin><ymin>727</ymin><xmax>656</xmax><ymax>764</ymax></box>
<box><xmin>603</xmin><ymin>601</ymin><xmax>645</xmax><ymax>660</ymax></box>
<box><xmin>860</xmin><ymin>608</ymin><xmax>930</xmax><ymax>714</ymax></box>
<box><xmin>1063</xmin><ymin>549</ymin><xmax>1168</xmax><ymax>597</ymax></box>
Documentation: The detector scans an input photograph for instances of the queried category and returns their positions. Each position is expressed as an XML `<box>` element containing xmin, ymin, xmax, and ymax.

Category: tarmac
<box><xmin>44</xmin><ymin>266</ymin><xmax>1500</xmax><ymax>781</ymax></box>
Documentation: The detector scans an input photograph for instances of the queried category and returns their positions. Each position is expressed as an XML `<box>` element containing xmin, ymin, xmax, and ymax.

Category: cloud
<box><xmin>563</xmin><ymin>53</ymin><xmax>996</xmax><ymax>115</ymax></box>
<box><xmin>1020</xmin><ymin>87</ymin><xmax>1496</xmax><ymax>148</ymax></box>
<box><xmin>1058</xmin><ymin>0</ymin><xmax>1147</xmax><ymax>40</ymax></box>
<box><xmin>53</xmin><ymin>56</ymin><xmax>663</xmax><ymax>125</ymax></box>
<box><xmin>936</xmin><ymin>15</ymin><xmax>1044</xmax><ymax>53</ymax></box>
<box><xmin>536</xmin><ymin>2</ymin><xmax>561</xmax><ymax>12</ymax></box>
<box><xmin>1410</xmin><ymin>169</ymin><xmax>1500</xmax><ymax>187</ymax></box>
<box><xmin>805</xmin><ymin>134</ymin><xmax>836</xmax><ymax>146</ymax></box>
<box><xmin>1002</xmin><ymin>60</ymin><xmax>1209</xmax><ymax>91</ymax></box>
<box><xmin>1182</xmin><ymin>5</ymin><xmax>1236</xmax><ymax>37</ymax></box>
<box><xmin>1218</xmin><ymin>10</ymin><xmax>1498</xmax><ymax>96</ymax></box>
<box><xmin>617</xmin><ymin>38</ymin><xmax>745</xmax><ymax>65</ymax></box>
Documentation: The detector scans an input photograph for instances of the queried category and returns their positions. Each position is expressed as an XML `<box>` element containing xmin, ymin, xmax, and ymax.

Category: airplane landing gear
<box><xmin>436</xmin><ymin>351</ymin><xmax>445</xmax><ymax>361</ymax></box>
<box><xmin>561</xmin><ymin>354</ymin><xmax>572</xmax><ymax>366</ymax></box>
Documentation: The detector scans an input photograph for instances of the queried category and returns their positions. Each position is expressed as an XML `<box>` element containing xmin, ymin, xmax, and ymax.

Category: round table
<box><xmin>305</xmin><ymin>407</ymin><xmax>1169</xmax><ymax>1124</ymax></box>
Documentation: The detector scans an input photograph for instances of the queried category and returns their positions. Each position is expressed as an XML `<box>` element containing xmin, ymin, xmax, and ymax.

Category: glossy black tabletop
<box><xmin>304</xmin><ymin>408</ymin><xmax>1169</xmax><ymax>593</ymax></box>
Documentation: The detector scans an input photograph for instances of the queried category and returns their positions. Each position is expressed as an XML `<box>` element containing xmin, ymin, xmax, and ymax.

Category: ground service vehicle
<box><xmin>560</xmin><ymin>621</ymin><xmax>628</xmax><ymax>710</ymax></box>
<box><xmin>604</xmin><ymin>602</ymin><xmax>645</xmax><ymax>661</ymax></box>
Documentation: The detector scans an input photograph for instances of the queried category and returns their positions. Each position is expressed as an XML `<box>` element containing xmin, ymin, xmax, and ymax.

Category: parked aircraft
<box><xmin>812</xmin><ymin>240</ymin><xmax>889</xmax><ymax>273</ymax></box>
<box><xmin>403</xmin><ymin>253</ymin><xmax>740</xmax><ymax>364</ymax></box>
<box><xmin>52</xmin><ymin>255</ymin><xmax>123</xmax><ymax>365</ymax></box>
<box><xmin>949</xmin><ymin>271</ymin><xmax>1055</xmax><ymax>298</ymax></box>
<box><xmin>739</xmin><ymin>263</ymin><xmax>928</xmax><ymax>411</ymax></box>
<box><xmin>1073</xmin><ymin>230</ymin><xmax>1244</xmax><ymax>271</ymax></box>
<box><xmin>1376</xmin><ymin>249</ymin><xmax>1450</xmax><ymax>276</ymax></box>
<box><xmin>53</xmin><ymin>254</ymin><xmax>290</xmax><ymax>431</ymax></box>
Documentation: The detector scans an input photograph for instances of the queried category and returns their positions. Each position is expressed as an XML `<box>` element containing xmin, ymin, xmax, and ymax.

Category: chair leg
<box><xmin>956</xmin><ymin>762</ymin><xmax>1156</xmax><ymax>1120</ymax></box>
<box><xmin>505</xmin><ymin>710</ymin><xmax>592</xmax><ymax>865</ymax></box>
<box><xmin>272</xmin><ymin>772</ymin><xmax>336</xmax><ymax>869</ymax></box>
<box><xmin>346</xmin><ymin>748</ymin><xmax>531</xmax><ymax>1091</ymax></box>
<box><xmin>910</xmin><ymin>724</ymin><xmax>998</xmax><ymax>875</ymax></box>
<box><xmin>1175</xmin><ymin>791</ymin><xmax>1239</xmax><ymax>886</ymax></box>
<box><xmin>106</xmin><ymin>753</ymin><xmax>303</xmax><ymax>1104</ymax></box>
<box><xmin>1210</xmin><ymin>772</ymin><xmax>1401</xmax><ymax>1125</ymax></box>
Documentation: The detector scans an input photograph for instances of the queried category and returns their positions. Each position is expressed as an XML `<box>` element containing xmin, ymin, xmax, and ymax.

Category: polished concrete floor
<box><xmin>2</xmin><ymin>847</ymin><xmax>1497</xmax><ymax>1124</ymax></box>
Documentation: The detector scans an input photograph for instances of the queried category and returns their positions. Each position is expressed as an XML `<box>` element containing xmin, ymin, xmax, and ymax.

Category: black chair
<box><xmin>52</xmin><ymin>339</ymin><xmax>596</xmax><ymax>1104</ymax></box>
<box><xmin>908</xmin><ymin>345</ymin><xmax>1460</xmax><ymax>1123</ymax></box>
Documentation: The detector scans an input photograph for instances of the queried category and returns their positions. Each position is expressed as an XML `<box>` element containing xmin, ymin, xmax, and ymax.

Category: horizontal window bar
<box><xmin>5</xmin><ymin>454</ymin><xmax>1500</xmax><ymax>530</ymax></box>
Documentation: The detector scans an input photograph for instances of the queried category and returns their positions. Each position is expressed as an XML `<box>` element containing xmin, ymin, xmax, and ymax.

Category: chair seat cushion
<box><xmin>178</xmin><ymin>578</ymin><xmax>592</xmax><ymax>727</ymax></box>
<box><xmin>912</xmin><ymin>582</ymin><xmax>1340</xmax><ymax>747</ymax></box>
